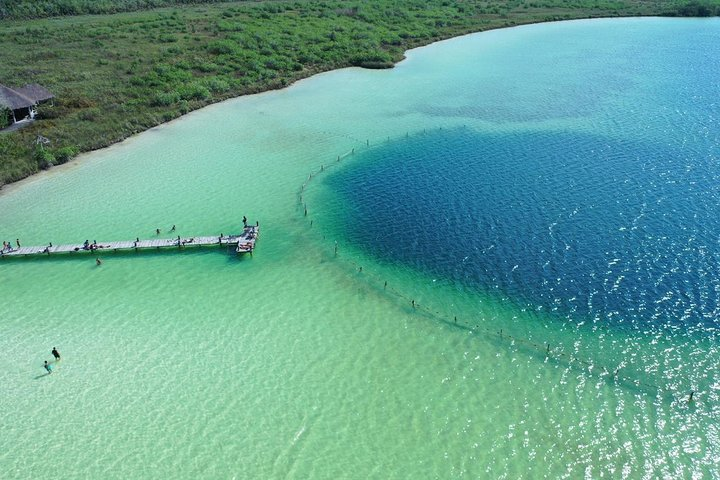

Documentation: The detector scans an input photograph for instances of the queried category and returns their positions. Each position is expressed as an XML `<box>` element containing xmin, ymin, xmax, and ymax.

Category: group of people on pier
<box><xmin>2</xmin><ymin>239</ymin><xmax>20</xmax><ymax>252</ymax></box>
<box><xmin>4</xmin><ymin>220</ymin><xmax>256</xmax><ymax>258</ymax></box>
<box><xmin>82</xmin><ymin>239</ymin><xmax>100</xmax><ymax>251</ymax></box>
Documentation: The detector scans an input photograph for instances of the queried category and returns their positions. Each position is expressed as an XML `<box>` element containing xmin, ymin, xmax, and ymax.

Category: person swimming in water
<box><xmin>44</xmin><ymin>361</ymin><xmax>53</xmax><ymax>374</ymax></box>
<box><xmin>51</xmin><ymin>347</ymin><xmax>60</xmax><ymax>361</ymax></box>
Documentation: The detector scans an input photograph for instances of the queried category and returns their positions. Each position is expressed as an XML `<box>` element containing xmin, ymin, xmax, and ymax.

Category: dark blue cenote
<box><xmin>325</xmin><ymin>127</ymin><xmax>720</xmax><ymax>331</ymax></box>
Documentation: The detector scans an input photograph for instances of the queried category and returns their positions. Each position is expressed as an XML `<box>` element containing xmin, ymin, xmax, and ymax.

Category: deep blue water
<box><xmin>327</xmin><ymin>128</ymin><xmax>720</xmax><ymax>330</ymax></box>
<box><xmin>321</xmin><ymin>19</ymin><xmax>720</xmax><ymax>332</ymax></box>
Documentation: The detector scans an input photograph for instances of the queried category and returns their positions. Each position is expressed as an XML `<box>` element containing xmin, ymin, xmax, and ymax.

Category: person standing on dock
<box><xmin>52</xmin><ymin>347</ymin><xmax>61</xmax><ymax>361</ymax></box>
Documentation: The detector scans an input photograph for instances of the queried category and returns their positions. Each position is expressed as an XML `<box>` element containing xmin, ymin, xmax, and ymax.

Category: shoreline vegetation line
<box><xmin>0</xmin><ymin>0</ymin><xmax>718</xmax><ymax>187</ymax></box>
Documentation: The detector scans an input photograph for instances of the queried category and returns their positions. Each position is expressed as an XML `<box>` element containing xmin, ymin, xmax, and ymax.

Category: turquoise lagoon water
<box><xmin>2</xmin><ymin>18</ymin><xmax>719</xmax><ymax>478</ymax></box>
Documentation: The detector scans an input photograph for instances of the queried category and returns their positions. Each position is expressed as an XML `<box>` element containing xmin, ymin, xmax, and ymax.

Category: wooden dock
<box><xmin>1</xmin><ymin>225</ymin><xmax>259</xmax><ymax>258</ymax></box>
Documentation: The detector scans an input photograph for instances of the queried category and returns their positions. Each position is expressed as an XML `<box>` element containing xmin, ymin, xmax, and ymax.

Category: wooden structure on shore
<box><xmin>1</xmin><ymin>225</ymin><xmax>259</xmax><ymax>258</ymax></box>
<box><xmin>0</xmin><ymin>83</ymin><xmax>54</xmax><ymax>126</ymax></box>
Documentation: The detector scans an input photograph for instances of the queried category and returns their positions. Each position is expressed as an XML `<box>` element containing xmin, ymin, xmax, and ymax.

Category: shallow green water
<box><xmin>1</xmin><ymin>18</ymin><xmax>719</xmax><ymax>478</ymax></box>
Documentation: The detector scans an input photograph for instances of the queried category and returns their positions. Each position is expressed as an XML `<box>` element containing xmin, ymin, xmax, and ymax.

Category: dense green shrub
<box><xmin>207</xmin><ymin>39</ymin><xmax>237</xmax><ymax>55</ymax></box>
<box><xmin>350</xmin><ymin>51</ymin><xmax>395</xmax><ymax>69</ymax></box>
<box><xmin>217</xmin><ymin>20</ymin><xmax>244</xmax><ymax>32</ymax></box>
<box><xmin>0</xmin><ymin>107</ymin><xmax>11</xmax><ymax>129</ymax></box>
<box><xmin>153</xmin><ymin>91</ymin><xmax>182</xmax><ymax>106</ymax></box>
<box><xmin>675</xmin><ymin>1</ymin><xmax>718</xmax><ymax>16</ymax></box>
<box><xmin>178</xmin><ymin>100</ymin><xmax>190</xmax><ymax>114</ymax></box>
<box><xmin>34</xmin><ymin>147</ymin><xmax>55</xmax><ymax>169</ymax></box>
<box><xmin>178</xmin><ymin>83</ymin><xmax>211</xmax><ymax>101</ymax></box>
<box><xmin>158</xmin><ymin>33</ymin><xmax>178</xmax><ymax>43</ymax></box>
<box><xmin>202</xmin><ymin>77</ymin><xmax>230</xmax><ymax>93</ymax></box>
<box><xmin>54</xmin><ymin>145</ymin><xmax>79</xmax><ymax>164</ymax></box>
<box><xmin>1</xmin><ymin>0</ymin><xmax>230</xmax><ymax>20</ymax></box>
<box><xmin>194</xmin><ymin>61</ymin><xmax>220</xmax><ymax>73</ymax></box>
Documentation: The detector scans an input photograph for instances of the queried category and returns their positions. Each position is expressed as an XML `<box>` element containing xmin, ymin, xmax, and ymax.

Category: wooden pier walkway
<box><xmin>1</xmin><ymin>225</ymin><xmax>259</xmax><ymax>258</ymax></box>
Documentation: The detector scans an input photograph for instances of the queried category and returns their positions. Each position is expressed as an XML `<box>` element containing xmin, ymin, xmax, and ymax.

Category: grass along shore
<box><xmin>1</xmin><ymin>0</ymin><xmax>717</xmax><ymax>187</ymax></box>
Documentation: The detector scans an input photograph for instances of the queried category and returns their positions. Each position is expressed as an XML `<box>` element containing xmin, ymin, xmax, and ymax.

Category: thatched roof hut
<box><xmin>0</xmin><ymin>83</ymin><xmax>54</xmax><ymax>125</ymax></box>
<box><xmin>15</xmin><ymin>84</ymin><xmax>54</xmax><ymax>103</ymax></box>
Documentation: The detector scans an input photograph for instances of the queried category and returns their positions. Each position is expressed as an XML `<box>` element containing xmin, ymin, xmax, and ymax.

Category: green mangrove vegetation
<box><xmin>0</xmin><ymin>0</ymin><xmax>717</xmax><ymax>186</ymax></box>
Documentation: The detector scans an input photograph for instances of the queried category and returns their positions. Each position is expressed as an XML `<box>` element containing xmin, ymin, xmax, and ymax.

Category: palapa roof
<box><xmin>0</xmin><ymin>85</ymin><xmax>34</xmax><ymax>110</ymax></box>
<box><xmin>0</xmin><ymin>83</ymin><xmax>54</xmax><ymax>110</ymax></box>
<box><xmin>15</xmin><ymin>84</ymin><xmax>54</xmax><ymax>103</ymax></box>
